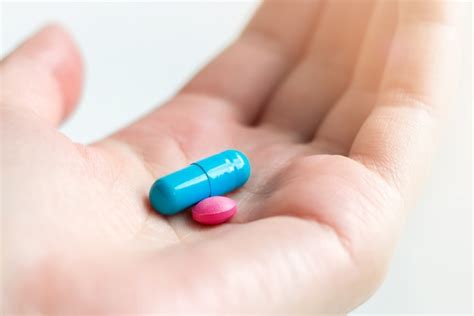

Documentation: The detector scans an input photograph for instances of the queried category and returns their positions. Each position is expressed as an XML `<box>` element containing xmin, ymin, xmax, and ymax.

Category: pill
<box><xmin>149</xmin><ymin>149</ymin><xmax>251</xmax><ymax>215</ymax></box>
<box><xmin>192</xmin><ymin>196</ymin><xmax>237</xmax><ymax>225</ymax></box>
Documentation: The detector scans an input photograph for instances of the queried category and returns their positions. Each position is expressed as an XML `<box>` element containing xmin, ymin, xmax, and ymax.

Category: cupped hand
<box><xmin>1</xmin><ymin>1</ymin><xmax>461</xmax><ymax>313</ymax></box>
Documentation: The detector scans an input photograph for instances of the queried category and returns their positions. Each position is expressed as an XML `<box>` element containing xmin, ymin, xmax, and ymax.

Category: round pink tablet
<box><xmin>192</xmin><ymin>196</ymin><xmax>237</xmax><ymax>225</ymax></box>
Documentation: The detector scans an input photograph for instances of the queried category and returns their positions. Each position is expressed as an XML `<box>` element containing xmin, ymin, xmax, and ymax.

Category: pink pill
<box><xmin>191</xmin><ymin>196</ymin><xmax>237</xmax><ymax>225</ymax></box>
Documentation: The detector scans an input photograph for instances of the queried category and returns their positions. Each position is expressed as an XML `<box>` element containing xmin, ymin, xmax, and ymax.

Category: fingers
<box><xmin>180</xmin><ymin>0</ymin><xmax>322</xmax><ymax>123</ymax></box>
<box><xmin>314</xmin><ymin>1</ymin><xmax>397</xmax><ymax>154</ymax></box>
<box><xmin>350</xmin><ymin>0</ymin><xmax>462</xmax><ymax>195</ymax></box>
<box><xmin>0</xmin><ymin>24</ymin><xmax>83</xmax><ymax>126</ymax></box>
<box><xmin>259</xmin><ymin>0</ymin><xmax>375</xmax><ymax>140</ymax></box>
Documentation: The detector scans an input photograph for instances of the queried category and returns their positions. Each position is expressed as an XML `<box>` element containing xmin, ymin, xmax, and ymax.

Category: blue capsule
<box><xmin>149</xmin><ymin>149</ymin><xmax>251</xmax><ymax>215</ymax></box>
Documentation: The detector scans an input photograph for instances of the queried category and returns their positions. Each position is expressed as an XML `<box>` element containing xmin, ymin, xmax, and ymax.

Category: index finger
<box><xmin>180</xmin><ymin>0</ymin><xmax>322</xmax><ymax>124</ymax></box>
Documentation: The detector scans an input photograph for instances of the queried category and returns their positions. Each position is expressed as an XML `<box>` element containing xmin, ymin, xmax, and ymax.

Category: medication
<box><xmin>192</xmin><ymin>196</ymin><xmax>237</xmax><ymax>225</ymax></box>
<box><xmin>149</xmin><ymin>149</ymin><xmax>250</xmax><ymax>215</ymax></box>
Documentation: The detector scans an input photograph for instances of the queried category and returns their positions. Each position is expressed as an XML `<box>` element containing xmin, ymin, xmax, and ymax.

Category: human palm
<box><xmin>2</xmin><ymin>1</ymin><xmax>460</xmax><ymax>313</ymax></box>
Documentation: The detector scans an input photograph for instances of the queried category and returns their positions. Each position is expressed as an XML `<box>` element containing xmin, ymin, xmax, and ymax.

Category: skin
<box><xmin>1</xmin><ymin>0</ymin><xmax>462</xmax><ymax>313</ymax></box>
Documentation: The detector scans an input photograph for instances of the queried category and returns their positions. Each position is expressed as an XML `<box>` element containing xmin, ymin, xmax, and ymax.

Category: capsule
<box><xmin>149</xmin><ymin>149</ymin><xmax>251</xmax><ymax>215</ymax></box>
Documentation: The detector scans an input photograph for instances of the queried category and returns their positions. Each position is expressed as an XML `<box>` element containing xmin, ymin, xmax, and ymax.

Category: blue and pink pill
<box><xmin>149</xmin><ymin>149</ymin><xmax>250</xmax><ymax>223</ymax></box>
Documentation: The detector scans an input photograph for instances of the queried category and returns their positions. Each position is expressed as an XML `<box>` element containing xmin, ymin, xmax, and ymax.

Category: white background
<box><xmin>1</xmin><ymin>1</ymin><xmax>472</xmax><ymax>313</ymax></box>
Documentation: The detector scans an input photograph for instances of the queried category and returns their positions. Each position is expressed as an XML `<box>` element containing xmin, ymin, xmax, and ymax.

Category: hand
<box><xmin>1</xmin><ymin>1</ymin><xmax>461</xmax><ymax>313</ymax></box>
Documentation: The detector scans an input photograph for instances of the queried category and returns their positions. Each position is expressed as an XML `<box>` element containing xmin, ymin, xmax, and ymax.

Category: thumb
<box><xmin>0</xmin><ymin>24</ymin><xmax>83</xmax><ymax>126</ymax></box>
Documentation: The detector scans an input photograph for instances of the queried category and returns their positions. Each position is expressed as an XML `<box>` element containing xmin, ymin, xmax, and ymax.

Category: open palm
<box><xmin>2</xmin><ymin>1</ymin><xmax>460</xmax><ymax>313</ymax></box>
